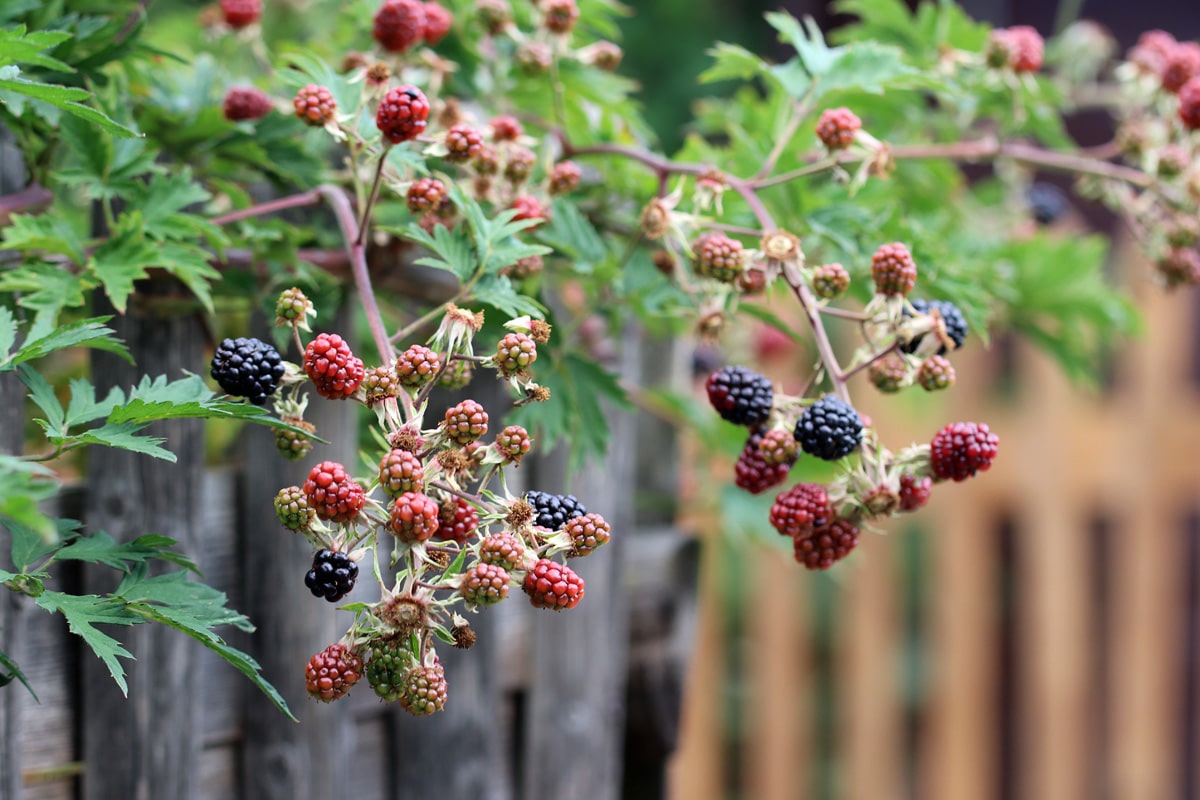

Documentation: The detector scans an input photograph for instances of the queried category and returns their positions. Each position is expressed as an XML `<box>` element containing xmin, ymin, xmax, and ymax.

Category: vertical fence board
<box><xmin>82</xmin><ymin>282</ymin><xmax>207</xmax><ymax>800</ymax></box>
<box><xmin>841</xmin><ymin>533</ymin><xmax>902</xmax><ymax>800</ymax></box>
<box><xmin>521</xmin><ymin>336</ymin><xmax>637</xmax><ymax>800</ymax></box>
<box><xmin>238</xmin><ymin>309</ymin><xmax>357</xmax><ymax>800</ymax></box>
<box><xmin>743</xmin><ymin>548</ymin><xmax>812</xmax><ymax>800</ymax></box>
<box><xmin>0</xmin><ymin>371</ymin><xmax>26</xmax><ymax>800</ymax></box>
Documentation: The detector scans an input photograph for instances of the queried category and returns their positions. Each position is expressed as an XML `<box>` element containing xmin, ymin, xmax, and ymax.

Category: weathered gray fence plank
<box><xmin>237</xmin><ymin>308</ymin><xmax>358</xmax><ymax>800</ymax></box>
<box><xmin>83</xmin><ymin>281</ymin><xmax>207</xmax><ymax>800</ymax></box>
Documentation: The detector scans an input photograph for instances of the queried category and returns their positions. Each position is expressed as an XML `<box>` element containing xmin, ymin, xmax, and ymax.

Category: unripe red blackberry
<box><xmin>304</xmin><ymin>332</ymin><xmax>365</xmax><ymax>399</ymax></box>
<box><xmin>436</xmin><ymin>497</ymin><xmax>479</xmax><ymax>543</ymax></box>
<box><xmin>473</xmin><ymin>143</ymin><xmax>500</xmax><ymax>177</ymax></box>
<box><xmin>495</xmin><ymin>332</ymin><xmax>537</xmax><ymax>377</ymax></box>
<box><xmin>869</xmin><ymin>352</ymin><xmax>909</xmax><ymax>393</ymax></box>
<box><xmin>794</xmin><ymin>517</ymin><xmax>859</xmax><ymax>570</ymax></box>
<box><xmin>275</xmin><ymin>417</ymin><xmax>317</xmax><ymax>461</ymax></box>
<box><xmin>917</xmin><ymin>355</ymin><xmax>956</xmax><ymax>391</ymax></box>
<box><xmin>495</xmin><ymin>424</ymin><xmax>532</xmax><ymax>463</ymax></box>
<box><xmin>706</xmin><ymin>365</ymin><xmax>773</xmax><ymax>426</ymax></box>
<box><xmin>504</xmin><ymin>147</ymin><xmax>537</xmax><ymax>183</ymax></box>
<box><xmin>479</xmin><ymin>532</ymin><xmax>524</xmax><ymax>571</ymax></box>
<box><xmin>504</xmin><ymin>254</ymin><xmax>544</xmax><ymax>280</ymax></box>
<box><xmin>898</xmin><ymin>473</ymin><xmax>932</xmax><ymax>512</ymax></box>
<box><xmin>293</xmin><ymin>84</ymin><xmax>337</xmax><ymax>127</ymax></box>
<box><xmin>422</xmin><ymin>2</ymin><xmax>453</xmax><ymax>44</ymax></box>
<box><xmin>223</xmin><ymin>86</ymin><xmax>272</xmax><ymax>121</ymax></box>
<box><xmin>374</xmin><ymin>0</ymin><xmax>426</xmax><ymax>52</ymax></box>
<box><xmin>794</xmin><ymin>395</ymin><xmax>863</xmax><ymax>461</ymax></box>
<box><xmin>399</xmin><ymin>663</ymin><xmax>448</xmax><ymax>715</ymax></box>
<box><xmin>303</xmin><ymin>461</ymin><xmax>366</xmax><ymax>523</ymax></box>
<box><xmin>549</xmin><ymin>161</ymin><xmax>582</xmax><ymax>195</ymax></box>
<box><xmin>811</xmin><ymin>263</ymin><xmax>850</xmax><ymax>299</ymax></box>
<box><xmin>304</xmin><ymin>549</ymin><xmax>359</xmax><ymax>601</ymax></box>
<box><xmin>693</xmin><ymin>232</ymin><xmax>745</xmax><ymax>283</ymax></box>
<box><xmin>1162</xmin><ymin>41</ymin><xmax>1200</xmax><ymax>93</ymax></box>
<box><xmin>769</xmin><ymin>483</ymin><xmax>832</xmax><ymax>538</ymax></box>
<box><xmin>275</xmin><ymin>486</ymin><xmax>316</xmax><ymax>531</ymax></box>
<box><xmin>735</xmin><ymin>427</ymin><xmax>792</xmax><ymax>495</ymax></box>
<box><xmin>376</xmin><ymin>85</ymin><xmax>431</xmax><ymax>144</ymax></box>
<box><xmin>1128</xmin><ymin>30</ymin><xmax>1177</xmax><ymax>74</ymax></box>
<box><xmin>220</xmin><ymin>0</ymin><xmax>261</xmax><ymax>28</ymax></box>
<box><xmin>379</xmin><ymin>449</ymin><xmax>425</xmax><ymax>497</ymax></box>
<box><xmin>389</xmin><ymin>491</ymin><xmax>441</xmax><ymax>542</ymax></box>
<box><xmin>510</xmin><ymin>195</ymin><xmax>547</xmax><ymax>224</ymax></box>
<box><xmin>929</xmin><ymin>422</ymin><xmax>999</xmax><ymax>482</ymax></box>
<box><xmin>1156</xmin><ymin>247</ymin><xmax>1200</xmax><ymax>289</ymax></box>
<box><xmin>305</xmin><ymin>643</ymin><xmax>362</xmax><ymax>702</ymax></box>
<box><xmin>737</xmin><ymin>267</ymin><xmax>768</xmax><ymax>295</ymax></box>
<box><xmin>757</xmin><ymin>428</ymin><xmax>799</xmax><ymax>466</ymax></box>
<box><xmin>405</xmin><ymin>177</ymin><xmax>446</xmax><ymax>214</ymax></box>
<box><xmin>542</xmin><ymin>0</ymin><xmax>579</xmax><ymax>34</ymax></box>
<box><xmin>1000</xmin><ymin>25</ymin><xmax>1044</xmax><ymax>73</ymax></box>
<box><xmin>461</xmin><ymin>562</ymin><xmax>511</xmax><ymax>605</ymax></box>
<box><xmin>395</xmin><ymin>344</ymin><xmax>441</xmax><ymax>388</ymax></box>
<box><xmin>523</xmin><ymin>558</ymin><xmax>585</xmax><ymax>610</ymax></box>
<box><xmin>581</xmin><ymin>41</ymin><xmax>623</xmax><ymax>71</ymax></box>
<box><xmin>362</xmin><ymin>365</ymin><xmax>400</xmax><ymax>406</ymax></box>
<box><xmin>565</xmin><ymin>513</ymin><xmax>611</xmax><ymax>557</ymax></box>
<box><xmin>443</xmin><ymin>399</ymin><xmax>489</xmax><ymax>444</ymax></box>
<box><xmin>444</xmin><ymin>124</ymin><xmax>484</xmax><ymax>162</ymax></box>
<box><xmin>490</xmin><ymin>114</ymin><xmax>523</xmax><ymax>142</ymax></box>
<box><xmin>815</xmin><ymin>107</ymin><xmax>861</xmax><ymax>151</ymax></box>
<box><xmin>871</xmin><ymin>242</ymin><xmax>917</xmax><ymax>296</ymax></box>
<box><xmin>1179</xmin><ymin>77</ymin><xmax>1200</xmax><ymax>131</ymax></box>
<box><xmin>475</xmin><ymin>0</ymin><xmax>511</xmax><ymax>34</ymax></box>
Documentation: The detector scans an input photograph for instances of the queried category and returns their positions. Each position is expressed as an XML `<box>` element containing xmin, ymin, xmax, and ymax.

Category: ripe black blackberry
<box><xmin>794</xmin><ymin>395</ymin><xmax>863</xmax><ymax>461</ymax></box>
<box><xmin>525</xmin><ymin>490</ymin><xmax>587</xmax><ymax>531</ymax></box>
<box><xmin>705</xmin><ymin>365</ymin><xmax>773</xmax><ymax>426</ymax></box>
<box><xmin>1026</xmin><ymin>183</ymin><xmax>1068</xmax><ymax>225</ymax></box>
<box><xmin>304</xmin><ymin>549</ymin><xmax>358</xmax><ymax>602</ymax></box>
<box><xmin>902</xmin><ymin>298</ymin><xmax>968</xmax><ymax>355</ymax></box>
<box><xmin>210</xmin><ymin>337</ymin><xmax>285</xmax><ymax>405</ymax></box>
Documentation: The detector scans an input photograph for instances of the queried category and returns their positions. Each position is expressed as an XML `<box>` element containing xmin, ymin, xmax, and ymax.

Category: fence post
<box><xmin>81</xmin><ymin>282</ymin><xmax>207</xmax><ymax>800</ymax></box>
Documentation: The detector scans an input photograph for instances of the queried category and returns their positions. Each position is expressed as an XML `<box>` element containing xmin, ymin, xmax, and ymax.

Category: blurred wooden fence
<box><xmin>670</xmin><ymin>268</ymin><xmax>1200</xmax><ymax>800</ymax></box>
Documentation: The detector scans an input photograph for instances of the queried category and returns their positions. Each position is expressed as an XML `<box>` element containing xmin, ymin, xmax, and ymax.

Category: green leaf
<box><xmin>471</xmin><ymin>274</ymin><xmax>546</xmax><ymax>319</ymax></box>
<box><xmin>539</xmin><ymin>201</ymin><xmax>606</xmax><ymax>273</ymax></box>
<box><xmin>35</xmin><ymin>591</ymin><xmax>140</xmax><ymax>695</ymax></box>
<box><xmin>0</xmin><ymin>27</ymin><xmax>73</xmax><ymax>71</ymax></box>
<box><xmin>87</xmin><ymin>211</ymin><xmax>159</xmax><ymax>313</ymax></box>
<box><xmin>55</xmin><ymin>532</ymin><xmax>200</xmax><ymax>574</ymax></box>
<box><xmin>700</xmin><ymin>43</ymin><xmax>769</xmax><ymax>84</ymax></box>
<box><xmin>0</xmin><ymin>649</ymin><xmax>37</xmax><ymax>699</ymax></box>
<box><xmin>59</xmin><ymin>423</ymin><xmax>173</xmax><ymax>461</ymax></box>
<box><xmin>6</xmin><ymin>517</ymin><xmax>75</xmax><ymax>572</ymax></box>
<box><xmin>60</xmin><ymin>112</ymin><xmax>114</xmax><ymax>185</ymax></box>
<box><xmin>0</xmin><ymin>455</ymin><xmax>58</xmax><ymax>538</ymax></box>
<box><xmin>0</xmin><ymin>263</ymin><xmax>91</xmax><ymax>326</ymax></box>
<box><xmin>1</xmin><ymin>213</ymin><xmax>86</xmax><ymax>262</ymax></box>
<box><xmin>401</xmin><ymin>220</ymin><xmax>477</xmax><ymax>282</ymax></box>
<box><xmin>18</xmin><ymin>363</ymin><xmax>64</xmax><ymax>433</ymax></box>
<box><xmin>3</xmin><ymin>317</ymin><xmax>131</xmax><ymax>370</ymax></box>
<box><xmin>0</xmin><ymin>74</ymin><xmax>139</xmax><ymax>138</ymax></box>
<box><xmin>154</xmin><ymin>243</ymin><xmax>220</xmax><ymax>315</ymax></box>
<box><xmin>0</xmin><ymin>306</ymin><xmax>15</xmax><ymax>363</ymax></box>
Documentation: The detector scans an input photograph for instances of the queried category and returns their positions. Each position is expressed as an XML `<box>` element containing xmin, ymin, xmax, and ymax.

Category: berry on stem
<box><xmin>399</xmin><ymin>663</ymin><xmax>448</xmax><ymax>715</ymax></box>
<box><xmin>902</xmin><ymin>298</ymin><xmax>968</xmax><ymax>355</ymax></box>
<box><xmin>898</xmin><ymin>473</ymin><xmax>932</xmax><ymax>512</ymax></box>
<box><xmin>479</xmin><ymin>532</ymin><xmax>525</xmax><ymax>571</ymax></box>
<box><xmin>565</xmin><ymin>513</ymin><xmax>611</xmax><ymax>557</ymax></box>
<box><xmin>396</xmin><ymin>344</ymin><xmax>442</xmax><ymax>388</ymax></box>
<box><xmin>367</xmin><ymin>637</ymin><xmax>413</xmax><ymax>701</ymax></box>
<box><xmin>445</xmin><ymin>124</ymin><xmax>484</xmax><ymax>162</ymax></box>
<box><xmin>304</xmin><ymin>549</ymin><xmax>359</xmax><ymax>601</ymax></box>
<box><xmin>443</xmin><ymin>399</ymin><xmax>489</xmax><ymax>445</ymax></box>
<box><xmin>693</xmin><ymin>232</ymin><xmax>745</xmax><ymax>283</ymax></box>
<box><xmin>735</xmin><ymin>428</ymin><xmax>793</xmax><ymax>495</ymax></box>
<box><xmin>871</xmin><ymin>242</ymin><xmax>918</xmax><ymax>297</ymax></box>
<box><xmin>523</xmin><ymin>558</ymin><xmax>585</xmax><ymax>610</ymax></box>
<box><xmin>388</xmin><ymin>491</ymin><xmax>441</xmax><ymax>542</ymax></box>
<box><xmin>302</xmin><ymin>461</ymin><xmax>366</xmax><ymax>523</ymax></box>
<box><xmin>373</xmin><ymin>0</ymin><xmax>427</xmax><ymax>52</ymax></box>
<box><xmin>542</xmin><ymin>0</ymin><xmax>579</xmax><ymax>34</ymax></box>
<box><xmin>304</xmin><ymin>333</ymin><xmax>365</xmax><ymax>399</ymax></box>
<box><xmin>525</xmin><ymin>491</ymin><xmax>587</xmax><ymax>531</ymax></box>
<box><xmin>436</xmin><ymin>497</ymin><xmax>479</xmax><ymax>543</ymax></box>
<box><xmin>305</xmin><ymin>643</ymin><xmax>362</xmax><ymax>702</ymax></box>
<box><xmin>794</xmin><ymin>517</ymin><xmax>859</xmax><ymax>570</ymax></box>
<box><xmin>460</xmin><ymin>562</ymin><xmax>510</xmax><ymax>606</ymax></box>
<box><xmin>407</xmin><ymin>177</ymin><xmax>447</xmax><ymax>213</ymax></box>
<box><xmin>293</xmin><ymin>84</ymin><xmax>337</xmax><ymax>127</ymax></box>
<box><xmin>917</xmin><ymin>355</ymin><xmax>956</xmax><ymax>391</ymax></box>
<box><xmin>769</xmin><ymin>483</ymin><xmax>832</xmax><ymax>538</ymax></box>
<box><xmin>1179</xmin><ymin>77</ymin><xmax>1200</xmax><ymax>130</ymax></box>
<box><xmin>220</xmin><ymin>0</ymin><xmax>261</xmax><ymax>28</ymax></box>
<box><xmin>275</xmin><ymin>486</ymin><xmax>316</xmax><ymax>531</ymax></box>
<box><xmin>495</xmin><ymin>424</ymin><xmax>532</xmax><ymax>464</ymax></box>
<box><xmin>490</xmin><ymin>114</ymin><xmax>523</xmax><ymax>142</ymax></box>
<box><xmin>422</xmin><ymin>2</ymin><xmax>453</xmax><ymax>44</ymax></box>
<box><xmin>815</xmin><ymin>107</ymin><xmax>861</xmax><ymax>151</ymax></box>
<box><xmin>379</xmin><ymin>449</ymin><xmax>425</xmax><ymax>497</ymax></box>
<box><xmin>275</xmin><ymin>417</ymin><xmax>317</xmax><ymax>461</ymax></box>
<box><xmin>376</xmin><ymin>85</ymin><xmax>431</xmax><ymax>144</ymax></box>
<box><xmin>869</xmin><ymin>352</ymin><xmax>909</xmax><ymax>394</ymax></box>
<box><xmin>794</xmin><ymin>396</ymin><xmax>863</xmax><ymax>461</ymax></box>
<box><xmin>705</xmin><ymin>365</ymin><xmax>774</xmax><ymax>426</ymax></box>
<box><xmin>549</xmin><ymin>161</ymin><xmax>582</xmax><ymax>194</ymax></box>
<box><xmin>362</xmin><ymin>365</ymin><xmax>400</xmax><ymax>406</ymax></box>
<box><xmin>495</xmin><ymin>331</ymin><xmax>537</xmax><ymax>377</ymax></box>
<box><xmin>929</xmin><ymin>421</ymin><xmax>1000</xmax><ymax>482</ymax></box>
<box><xmin>223</xmin><ymin>87</ymin><xmax>272</xmax><ymax>121</ymax></box>
<box><xmin>210</xmin><ymin>337</ymin><xmax>285</xmax><ymax>405</ymax></box>
<box><xmin>811</xmin><ymin>263</ymin><xmax>850</xmax><ymax>299</ymax></box>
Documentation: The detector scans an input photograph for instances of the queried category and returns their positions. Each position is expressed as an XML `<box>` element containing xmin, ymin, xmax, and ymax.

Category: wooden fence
<box><xmin>669</xmin><ymin>256</ymin><xmax>1200</xmax><ymax>800</ymax></box>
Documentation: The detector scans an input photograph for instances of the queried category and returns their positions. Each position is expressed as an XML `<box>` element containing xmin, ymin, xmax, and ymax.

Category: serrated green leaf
<box><xmin>402</xmin><ymin>221</ymin><xmax>477</xmax><ymax>282</ymax></box>
<box><xmin>87</xmin><ymin>212</ymin><xmax>158</xmax><ymax>313</ymax></box>
<box><xmin>0</xmin><ymin>263</ymin><xmax>91</xmax><ymax>327</ymax></box>
<box><xmin>58</xmin><ymin>422</ymin><xmax>173</xmax><ymax>462</ymax></box>
<box><xmin>539</xmin><ymin>201</ymin><xmax>607</xmax><ymax>272</ymax></box>
<box><xmin>1</xmin><ymin>213</ymin><xmax>86</xmax><ymax>262</ymax></box>
<box><xmin>55</xmin><ymin>532</ymin><xmax>199</xmax><ymax>574</ymax></box>
<box><xmin>471</xmin><ymin>274</ymin><xmax>546</xmax><ymax>319</ymax></box>
<box><xmin>18</xmin><ymin>363</ymin><xmax>64</xmax><ymax>433</ymax></box>
<box><xmin>0</xmin><ymin>649</ymin><xmax>36</xmax><ymax>699</ymax></box>
<box><xmin>0</xmin><ymin>76</ymin><xmax>139</xmax><ymax>137</ymax></box>
<box><xmin>0</xmin><ymin>455</ymin><xmax>58</xmax><ymax>538</ymax></box>
<box><xmin>60</xmin><ymin>112</ymin><xmax>114</xmax><ymax>185</ymax></box>
<box><xmin>5</xmin><ymin>317</ymin><xmax>131</xmax><ymax>370</ymax></box>
<box><xmin>154</xmin><ymin>243</ymin><xmax>220</xmax><ymax>315</ymax></box>
<box><xmin>35</xmin><ymin>591</ymin><xmax>140</xmax><ymax>695</ymax></box>
<box><xmin>0</xmin><ymin>27</ymin><xmax>73</xmax><ymax>71</ymax></box>
<box><xmin>0</xmin><ymin>306</ymin><xmax>15</xmax><ymax>362</ymax></box>
<box><xmin>700</xmin><ymin>42</ymin><xmax>769</xmax><ymax>84</ymax></box>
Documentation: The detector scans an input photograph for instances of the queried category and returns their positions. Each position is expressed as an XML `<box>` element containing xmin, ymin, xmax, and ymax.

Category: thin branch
<box><xmin>210</xmin><ymin>190</ymin><xmax>323</xmax><ymax>226</ymax></box>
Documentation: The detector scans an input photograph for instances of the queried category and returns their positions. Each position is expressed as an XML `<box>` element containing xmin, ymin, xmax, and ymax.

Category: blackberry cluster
<box><xmin>769</xmin><ymin>483</ymin><xmax>831</xmax><ymax>538</ymax></box>
<box><xmin>565</xmin><ymin>513</ymin><xmax>611</xmax><ymax>557</ymax></box>
<box><xmin>705</xmin><ymin>365</ymin><xmax>774</xmax><ymax>426</ymax></box>
<box><xmin>376</xmin><ymin>85</ymin><xmax>430</xmax><ymax>144</ymax></box>
<box><xmin>549</xmin><ymin>161</ymin><xmax>582</xmax><ymax>195</ymax></box>
<box><xmin>794</xmin><ymin>518</ymin><xmax>860</xmax><ymax>570</ymax></box>
<box><xmin>871</xmin><ymin>242</ymin><xmax>918</xmax><ymax>297</ymax></box>
<box><xmin>210</xmin><ymin>337</ymin><xmax>285</xmax><ymax>405</ymax></box>
<box><xmin>407</xmin><ymin>177</ymin><xmax>446</xmax><ymax>213</ymax></box>
<box><xmin>444</xmin><ymin>124</ymin><xmax>484</xmax><ymax>162</ymax></box>
<box><xmin>305</xmin><ymin>549</ymin><xmax>359</xmax><ymax>602</ymax></box>
<box><xmin>525</xmin><ymin>490</ymin><xmax>587</xmax><ymax>530</ymax></box>
<box><xmin>373</xmin><ymin>0</ymin><xmax>426</xmax><ymax>52</ymax></box>
<box><xmin>305</xmin><ymin>643</ymin><xmax>362</xmax><ymax>702</ymax></box>
<box><xmin>479</xmin><ymin>532</ymin><xmax>524</xmax><ymax>571</ymax></box>
<box><xmin>293</xmin><ymin>84</ymin><xmax>337</xmax><ymax>127</ymax></box>
<box><xmin>734</xmin><ymin>428</ymin><xmax>792</xmax><ymax>495</ymax></box>
<box><xmin>366</xmin><ymin>638</ymin><xmax>411</xmax><ymax>701</ymax></box>
<box><xmin>460</xmin><ymin>562</ymin><xmax>510</xmax><ymax>606</ymax></box>
<box><xmin>1027</xmin><ymin>183</ymin><xmax>1068</xmax><ymax>225</ymax></box>
<box><xmin>815</xmin><ymin>107</ymin><xmax>861</xmax><ymax>150</ymax></box>
<box><xmin>220</xmin><ymin>0</ymin><xmax>261</xmax><ymax>28</ymax></box>
<box><xmin>223</xmin><ymin>87</ymin><xmax>272</xmax><ymax>122</ymax></box>
<box><xmin>693</xmin><ymin>233</ymin><xmax>745</xmax><ymax>283</ymax></box>
<box><xmin>930</xmin><ymin>421</ymin><xmax>1000</xmax><ymax>482</ymax></box>
<box><xmin>794</xmin><ymin>396</ymin><xmax>863</xmax><ymax>461</ymax></box>
<box><xmin>399</xmin><ymin>663</ymin><xmax>448</xmax><ymax>716</ymax></box>
<box><xmin>811</xmin><ymin>263</ymin><xmax>850</xmax><ymax>299</ymax></box>
<box><xmin>903</xmin><ymin>298</ymin><xmax>968</xmax><ymax>355</ymax></box>
<box><xmin>523</xmin><ymin>558</ymin><xmax>585</xmax><ymax>610</ymax></box>
<box><xmin>436</xmin><ymin>497</ymin><xmax>479</xmax><ymax>543</ymax></box>
<box><xmin>422</xmin><ymin>2</ymin><xmax>453</xmax><ymax>44</ymax></box>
